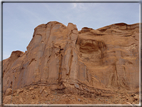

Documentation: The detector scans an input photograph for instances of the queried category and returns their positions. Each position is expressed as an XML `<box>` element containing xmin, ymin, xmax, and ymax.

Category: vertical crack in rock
<box><xmin>58</xmin><ymin>47</ymin><xmax>63</xmax><ymax>84</ymax></box>
<box><xmin>68</xmin><ymin>49</ymin><xmax>73</xmax><ymax>76</ymax></box>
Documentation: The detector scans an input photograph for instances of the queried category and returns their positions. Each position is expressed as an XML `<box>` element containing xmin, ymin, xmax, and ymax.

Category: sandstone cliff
<box><xmin>3</xmin><ymin>21</ymin><xmax>140</xmax><ymax>104</ymax></box>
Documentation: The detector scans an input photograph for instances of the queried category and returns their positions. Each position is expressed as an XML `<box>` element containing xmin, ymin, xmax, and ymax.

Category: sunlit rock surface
<box><xmin>3</xmin><ymin>21</ymin><xmax>140</xmax><ymax>104</ymax></box>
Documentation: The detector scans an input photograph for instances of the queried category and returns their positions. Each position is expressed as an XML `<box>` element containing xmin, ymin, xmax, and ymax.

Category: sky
<box><xmin>2</xmin><ymin>1</ymin><xmax>140</xmax><ymax>60</ymax></box>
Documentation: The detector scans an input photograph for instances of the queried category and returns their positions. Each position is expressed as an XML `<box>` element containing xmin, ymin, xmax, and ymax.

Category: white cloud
<box><xmin>71</xmin><ymin>3</ymin><xmax>86</xmax><ymax>10</ymax></box>
<box><xmin>72</xmin><ymin>3</ymin><xmax>77</xmax><ymax>8</ymax></box>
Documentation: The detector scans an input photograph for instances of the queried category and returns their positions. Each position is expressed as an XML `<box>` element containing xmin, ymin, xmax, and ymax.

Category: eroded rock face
<box><xmin>77</xmin><ymin>23</ymin><xmax>139</xmax><ymax>91</ymax></box>
<box><xmin>3</xmin><ymin>21</ymin><xmax>139</xmax><ymax>96</ymax></box>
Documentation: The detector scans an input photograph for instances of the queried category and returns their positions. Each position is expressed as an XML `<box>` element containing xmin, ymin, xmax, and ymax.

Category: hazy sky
<box><xmin>3</xmin><ymin>1</ymin><xmax>140</xmax><ymax>60</ymax></box>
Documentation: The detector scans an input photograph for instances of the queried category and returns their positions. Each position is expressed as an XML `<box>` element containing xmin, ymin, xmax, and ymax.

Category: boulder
<box><xmin>5</xmin><ymin>88</ymin><xmax>12</xmax><ymax>96</ymax></box>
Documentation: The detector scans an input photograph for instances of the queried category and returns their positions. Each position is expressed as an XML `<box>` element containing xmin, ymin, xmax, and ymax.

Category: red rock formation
<box><xmin>2</xmin><ymin>21</ymin><xmax>139</xmax><ymax>104</ymax></box>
